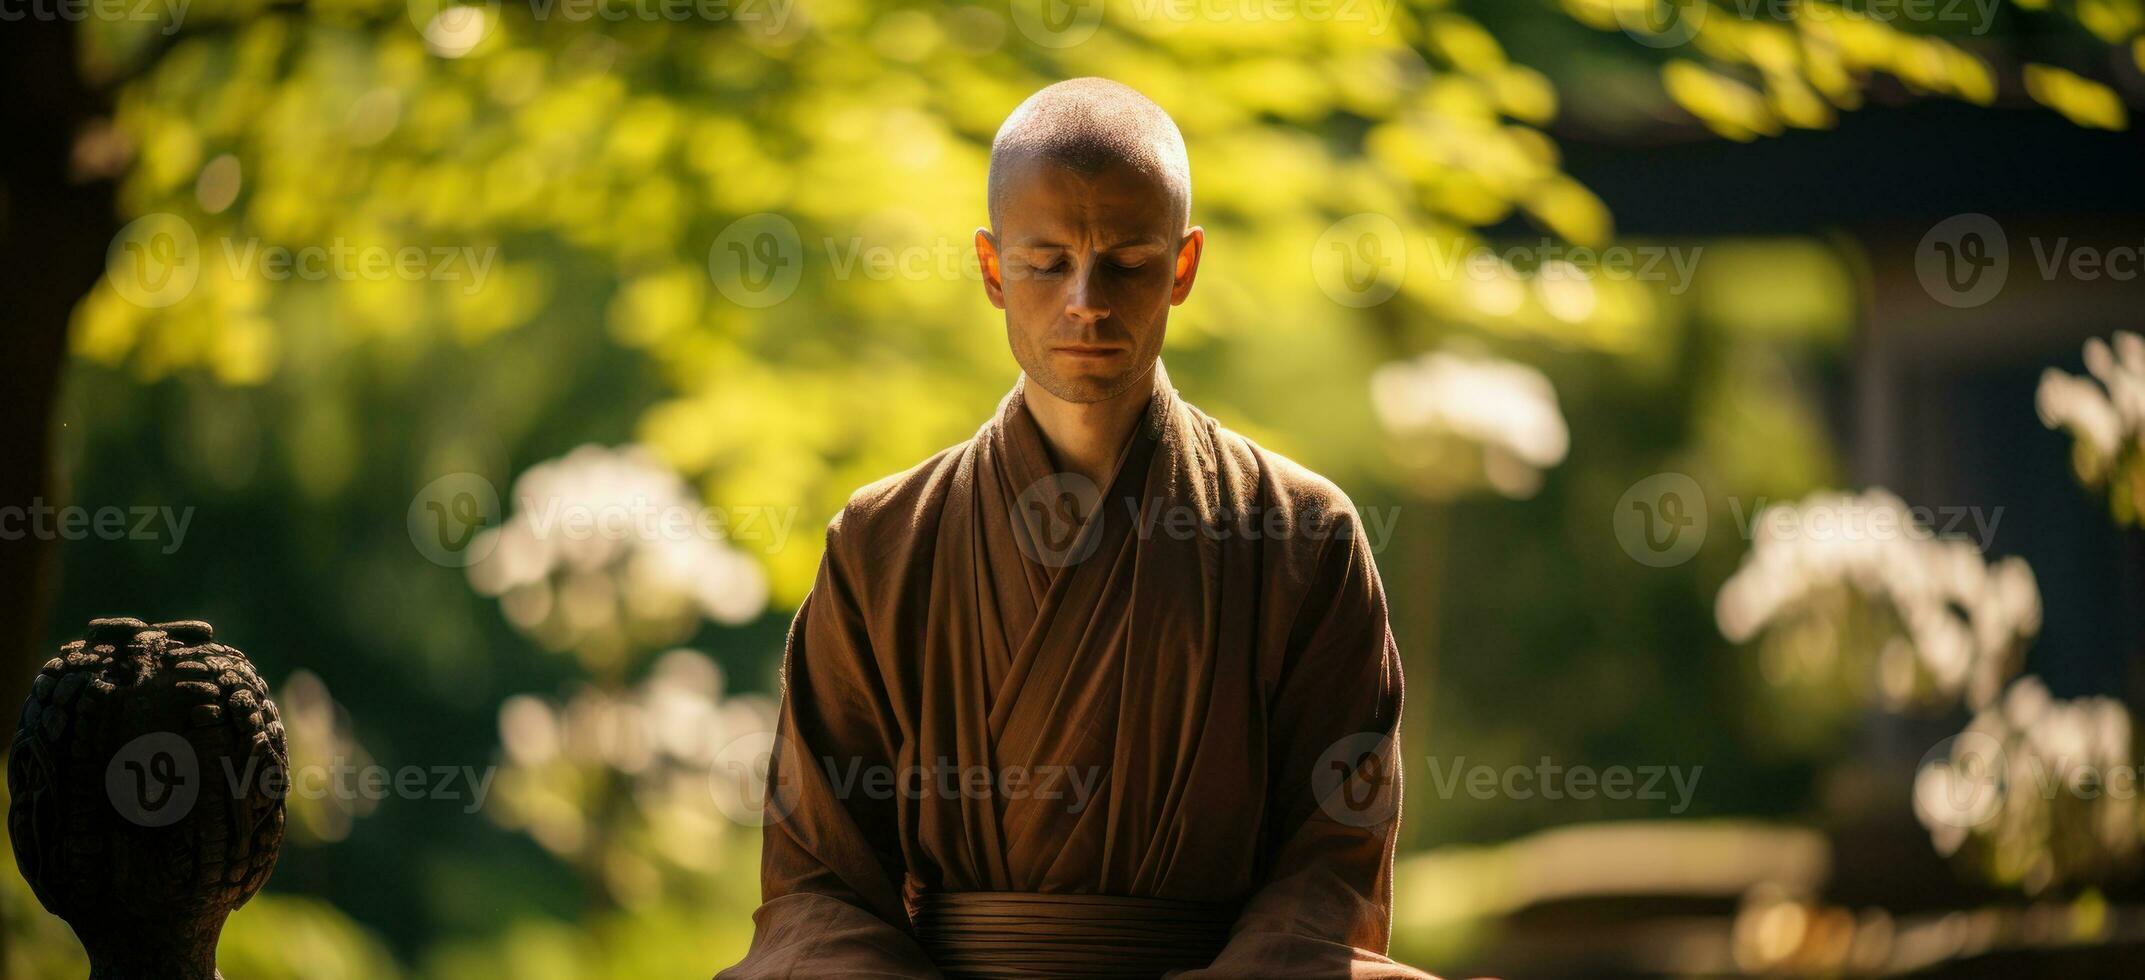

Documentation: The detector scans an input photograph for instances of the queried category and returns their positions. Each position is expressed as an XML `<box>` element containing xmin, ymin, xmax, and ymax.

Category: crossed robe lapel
<box><xmin>986</xmin><ymin>374</ymin><xmax>1186</xmax><ymax>889</ymax></box>
<box><xmin>919</xmin><ymin>376</ymin><xmax>1160</xmax><ymax>892</ymax></box>
<box><xmin>981</xmin><ymin>370</ymin><xmax>1254</xmax><ymax>896</ymax></box>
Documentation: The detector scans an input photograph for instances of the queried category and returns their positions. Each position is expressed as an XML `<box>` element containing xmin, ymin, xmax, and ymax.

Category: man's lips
<box><xmin>1053</xmin><ymin>345</ymin><xmax>1124</xmax><ymax>357</ymax></box>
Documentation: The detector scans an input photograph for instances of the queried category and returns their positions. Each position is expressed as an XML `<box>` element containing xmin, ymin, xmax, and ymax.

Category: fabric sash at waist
<box><xmin>907</xmin><ymin>890</ymin><xmax>1237</xmax><ymax>978</ymax></box>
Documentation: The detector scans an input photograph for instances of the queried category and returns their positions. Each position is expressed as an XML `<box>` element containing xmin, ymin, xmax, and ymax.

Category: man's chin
<box><xmin>1029</xmin><ymin>365</ymin><xmax>1147</xmax><ymax>405</ymax></box>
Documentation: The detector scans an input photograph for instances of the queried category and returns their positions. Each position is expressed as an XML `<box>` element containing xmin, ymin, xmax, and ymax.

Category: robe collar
<box><xmin>993</xmin><ymin>359</ymin><xmax>1177</xmax><ymax>503</ymax></box>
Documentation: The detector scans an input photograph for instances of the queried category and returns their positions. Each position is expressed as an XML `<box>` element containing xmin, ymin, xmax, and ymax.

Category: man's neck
<box><xmin>1025</xmin><ymin>363</ymin><xmax>1158</xmax><ymax>492</ymax></box>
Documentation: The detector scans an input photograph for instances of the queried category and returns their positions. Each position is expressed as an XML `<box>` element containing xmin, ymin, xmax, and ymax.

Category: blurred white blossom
<box><xmin>467</xmin><ymin>444</ymin><xmax>769</xmax><ymax>669</ymax></box>
<box><xmin>488</xmin><ymin>648</ymin><xmax>776</xmax><ymax>907</ymax></box>
<box><xmin>1916</xmin><ymin>677</ymin><xmax>2138</xmax><ymax>895</ymax></box>
<box><xmin>1716</xmin><ymin>488</ymin><xmax>2039</xmax><ymax>712</ymax></box>
<box><xmin>1372</xmin><ymin>350</ymin><xmax>1570</xmax><ymax>499</ymax></box>
<box><xmin>2038</xmin><ymin>331</ymin><xmax>2145</xmax><ymax>526</ymax></box>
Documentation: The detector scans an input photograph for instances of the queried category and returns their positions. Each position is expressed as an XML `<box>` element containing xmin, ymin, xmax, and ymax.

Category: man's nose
<box><xmin>1065</xmin><ymin>262</ymin><xmax>1109</xmax><ymax>323</ymax></box>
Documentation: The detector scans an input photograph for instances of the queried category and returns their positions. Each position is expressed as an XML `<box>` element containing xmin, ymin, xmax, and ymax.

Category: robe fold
<box><xmin>720</xmin><ymin>366</ymin><xmax>1434</xmax><ymax>980</ymax></box>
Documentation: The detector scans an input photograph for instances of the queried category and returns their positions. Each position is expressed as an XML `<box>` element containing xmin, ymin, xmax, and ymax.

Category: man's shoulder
<box><xmin>825</xmin><ymin>440</ymin><xmax>971</xmax><ymax>554</ymax></box>
<box><xmin>1195</xmin><ymin>408</ymin><xmax>1363</xmax><ymax>536</ymax></box>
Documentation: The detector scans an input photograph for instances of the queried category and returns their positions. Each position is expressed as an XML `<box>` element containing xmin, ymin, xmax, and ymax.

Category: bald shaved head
<box><xmin>988</xmin><ymin>78</ymin><xmax>1191</xmax><ymax>232</ymax></box>
<box><xmin>975</xmin><ymin>78</ymin><xmax>1204</xmax><ymax>413</ymax></box>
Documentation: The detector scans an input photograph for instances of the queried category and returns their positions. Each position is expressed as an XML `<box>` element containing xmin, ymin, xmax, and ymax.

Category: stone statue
<box><xmin>8</xmin><ymin>618</ymin><xmax>287</xmax><ymax>980</ymax></box>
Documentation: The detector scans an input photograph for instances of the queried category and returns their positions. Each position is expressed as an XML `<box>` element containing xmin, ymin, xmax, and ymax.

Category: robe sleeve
<box><xmin>1169</xmin><ymin>508</ymin><xmax>1439</xmax><ymax>980</ymax></box>
<box><xmin>717</xmin><ymin>516</ymin><xmax>943</xmax><ymax>980</ymax></box>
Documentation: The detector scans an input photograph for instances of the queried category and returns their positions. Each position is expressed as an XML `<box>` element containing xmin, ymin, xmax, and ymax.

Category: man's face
<box><xmin>977</xmin><ymin>157</ymin><xmax>1203</xmax><ymax>404</ymax></box>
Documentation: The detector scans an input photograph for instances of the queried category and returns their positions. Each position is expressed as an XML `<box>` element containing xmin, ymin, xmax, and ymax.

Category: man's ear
<box><xmin>976</xmin><ymin>228</ymin><xmax>1007</xmax><ymax>310</ymax></box>
<box><xmin>1170</xmin><ymin>226</ymin><xmax>1205</xmax><ymax>306</ymax></box>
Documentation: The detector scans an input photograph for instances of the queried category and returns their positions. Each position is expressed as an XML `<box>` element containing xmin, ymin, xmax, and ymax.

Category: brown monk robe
<box><xmin>722</xmin><ymin>77</ymin><xmax>1433</xmax><ymax>979</ymax></box>
<box><xmin>719</xmin><ymin>368</ymin><xmax>1431</xmax><ymax>979</ymax></box>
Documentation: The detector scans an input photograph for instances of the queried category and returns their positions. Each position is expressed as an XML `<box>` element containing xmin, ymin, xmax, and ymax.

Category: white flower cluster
<box><xmin>2037</xmin><ymin>331</ymin><xmax>2145</xmax><ymax>524</ymax></box>
<box><xmin>1715</xmin><ymin>489</ymin><xmax>2039</xmax><ymax>711</ymax></box>
<box><xmin>1915</xmin><ymin>677</ymin><xmax>2138</xmax><ymax>894</ymax></box>
<box><xmin>468</xmin><ymin>444</ymin><xmax>769</xmax><ymax>664</ymax></box>
<box><xmin>1371</xmin><ymin>350</ymin><xmax>1570</xmax><ymax>499</ymax></box>
<box><xmin>490</xmin><ymin>649</ymin><xmax>777</xmax><ymax>898</ymax></box>
<box><xmin>2037</xmin><ymin>331</ymin><xmax>2145</xmax><ymax>461</ymax></box>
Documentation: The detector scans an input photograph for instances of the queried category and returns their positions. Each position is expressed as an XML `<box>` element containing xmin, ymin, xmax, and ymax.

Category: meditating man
<box><xmin>721</xmin><ymin>78</ymin><xmax>1430</xmax><ymax>979</ymax></box>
